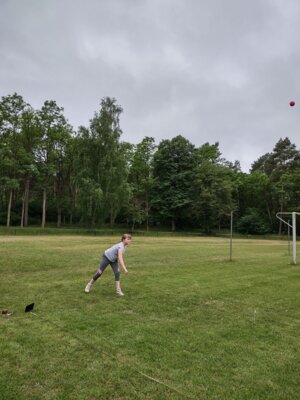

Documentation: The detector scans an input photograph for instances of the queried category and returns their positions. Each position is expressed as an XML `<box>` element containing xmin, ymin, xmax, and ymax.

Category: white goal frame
<box><xmin>276</xmin><ymin>212</ymin><xmax>300</xmax><ymax>265</ymax></box>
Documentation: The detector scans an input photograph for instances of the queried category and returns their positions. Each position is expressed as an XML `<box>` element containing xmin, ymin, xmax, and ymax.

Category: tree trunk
<box><xmin>6</xmin><ymin>190</ymin><xmax>13</xmax><ymax>228</ymax></box>
<box><xmin>20</xmin><ymin>178</ymin><xmax>30</xmax><ymax>227</ymax></box>
<box><xmin>278</xmin><ymin>203</ymin><xmax>283</xmax><ymax>235</ymax></box>
<box><xmin>110</xmin><ymin>215</ymin><xmax>114</xmax><ymax>226</ymax></box>
<box><xmin>42</xmin><ymin>189</ymin><xmax>47</xmax><ymax>229</ymax></box>
<box><xmin>20</xmin><ymin>194</ymin><xmax>25</xmax><ymax>227</ymax></box>
<box><xmin>69</xmin><ymin>195</ymin><xmax>74</xmax><ymax>225</ymax></box>
<box><xmin>55</xmin><ymin>174</ymin><xmax>62</xmax><ymax>228</ymax></box>
<box><xmin>171</xmin><ymin>219</ymin><xmax>175</xmax><ymax>232</ymax></box>
<box><xmin>24</xmin><ymin>178</ymin><xmax>30</xmax><ymax>226</ymax></box>
<box><xmin>69</xmin><ymin>187</ymin><xmax>78</xmax><ymax>225</ymax></box>
<box><xmin>110</xmin><ymin>208</ymin><xmax>115</xmax><ymax>226</ymax></box>
<box><xmin>57</xmin><ymin>203</ymin><xmax>62</xmax><ymax>228</ymax></box>
<box><xmin>146</xmin><ymin>197</ymin><xmax>149</xmax><ymax>232</ymax></box>
<box><xmin>266</xmin><ymin>200</ymin><xmax>272</xmax><ymax>226</ymax></box>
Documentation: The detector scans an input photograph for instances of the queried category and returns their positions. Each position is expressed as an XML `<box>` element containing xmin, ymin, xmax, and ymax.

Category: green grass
<box><xmin>1</xmin><ymin>235</ymin><xmax>300</xmax><ymax>399</ymax></box>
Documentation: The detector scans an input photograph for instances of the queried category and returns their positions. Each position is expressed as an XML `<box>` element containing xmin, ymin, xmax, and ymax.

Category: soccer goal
<box><xmin>276</xmin><ymin>212</ymin><xmax>300</xmax><ymax>265</ymax></box>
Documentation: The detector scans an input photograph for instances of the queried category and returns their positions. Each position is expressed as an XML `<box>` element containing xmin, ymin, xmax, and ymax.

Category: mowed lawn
<box><xmin>1</xmin><ymin>235</ymin><xmax>300</xmax><ymax>400</ymax></box>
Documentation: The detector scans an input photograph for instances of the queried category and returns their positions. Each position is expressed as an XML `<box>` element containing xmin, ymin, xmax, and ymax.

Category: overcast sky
<box><xmin>1</xmin><ymin>0</ymin><xmax>300</xmax><ymax>171</ymax></box>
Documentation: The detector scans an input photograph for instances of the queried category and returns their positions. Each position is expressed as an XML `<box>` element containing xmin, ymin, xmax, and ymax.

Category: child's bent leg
<box><xmin>111</xmin><ymin>262</ymin><xmax>120</xmax><ymax>283</ymax></box>
<box><xmin>88</xmin><ymin>266</ymin><xmax>104</xmax><ymax>285</ymax></box>
<box><xmin>85</xmin><ymin>256</ymin><xmax>109</xmax><ymax>292</ymax></box>
<box><xmin>92</xmin><ymin>255</ymin><xmax>110</xmax><ymax>281</ymax></box>
<box><xmin>111</xmin><ymin>262</ymin><xmax>124</xmax><ymax>296</ymax></box>
<box><xmin>92</xmin><ymin>269</ymin><xmax>102</xmax><ymax>282</ymax></box>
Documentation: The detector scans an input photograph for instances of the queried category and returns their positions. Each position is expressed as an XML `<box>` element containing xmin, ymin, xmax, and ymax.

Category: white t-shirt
<box><xmin>104</xmin><ymin>242</ymin><xmax>126</xmax><ymax>262</ymax></box>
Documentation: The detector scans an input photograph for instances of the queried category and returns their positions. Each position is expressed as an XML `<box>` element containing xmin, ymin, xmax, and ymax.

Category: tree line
<box><xmin>1</xmin><ymin>93</ymin><xmax>300</xmax><ymax>233</ymax></box>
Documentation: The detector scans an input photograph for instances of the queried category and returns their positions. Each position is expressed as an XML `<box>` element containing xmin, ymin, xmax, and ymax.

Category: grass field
<box><xmin>1</xmin><ymin>234</ymin><xmax>300</xmax><ymax>400</ymax></box>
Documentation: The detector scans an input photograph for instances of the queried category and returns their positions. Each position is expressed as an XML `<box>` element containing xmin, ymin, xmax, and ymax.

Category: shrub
<box><xmin>236</xmin><ymin>208</ymin><xmax>270</xmax><ymax>234</ymax></box>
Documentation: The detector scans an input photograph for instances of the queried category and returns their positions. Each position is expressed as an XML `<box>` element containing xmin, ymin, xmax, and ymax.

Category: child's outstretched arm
<box><xmin>118</xmin><ymin>248</ymin><xmax>128</xmax><ymax>274</ymax></box>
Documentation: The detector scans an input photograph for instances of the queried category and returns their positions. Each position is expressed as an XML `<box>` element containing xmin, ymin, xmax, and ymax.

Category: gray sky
<box><xmin>1</xmin><ymin>0</ymin><xmax>300</xmax><ymax>171</ymax></box>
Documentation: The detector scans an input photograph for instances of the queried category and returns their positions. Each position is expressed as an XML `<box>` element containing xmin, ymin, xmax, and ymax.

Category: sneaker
<box><xmin>85</xmin><ymin>282</ymin><xmax>92</xmax><ymax>293</ymax></box>
<box><xmin>116</xmin><ymin>288</ymin><xmax>124</xmax><ymax>296</ymax></box>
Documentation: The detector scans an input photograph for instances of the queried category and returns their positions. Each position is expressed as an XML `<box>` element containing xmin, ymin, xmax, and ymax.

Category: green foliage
<box><xmin>0</xmin><ymin>93</ymin><xmax>34</xmax><ymax>226</ymax></box>
<box><xmin>192</xmin><ymin>143</ymin><xmax>236</xmax><ymax>232</ymax></box>
<box><xmin>152</xmin><ymin>135</ymin><xmax>197</xmax><ymax>230</ymax></box>
<box><xmin>75</xmin><ymin>97</ymin><xmax>129</xmax><ymax>226</ymax></box>
<box><xmin>236</xmin><ymin>208</ymin><xmax>270</xmax><ymax>234</ymax></box>
<box><xmin>277</xmin><ymin>169</ymin><xmax>300</xmax><ymax>212</ymax></box>
<box><xmin>251</xmin><ymin>137</ymin><xmax>300</xmax><ymax>181</ymax></box>
<box><xmin>77</xmin><ymin>178</ymin><xmax>103</xmax><ymax>226</ymax></box>
<box><xmin>127</xmin><ymin>137</ymin><xmax>156</xmax><ymax>230</ymax></box>
<box><xmin>235</xmin><ymin>171</ymin><xmax>274</xmax><ymax>229</ymax></box>
<box><xmin>1</xmin><ymin>92</ymin><xmax>300</xmax><ymax>233</ymax></box>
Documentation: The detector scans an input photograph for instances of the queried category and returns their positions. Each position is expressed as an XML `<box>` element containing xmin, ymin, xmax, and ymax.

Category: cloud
<box><xmin>1</xmin><ymin>0</ymin><xmax>300</xmax><ymax>171</ymax></box>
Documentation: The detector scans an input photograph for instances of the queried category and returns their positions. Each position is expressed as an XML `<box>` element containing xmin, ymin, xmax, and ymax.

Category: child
<box><xmin>84</xmin><ymin>234</ymin><xmax>132</xmax><ymax>296</ymax></box>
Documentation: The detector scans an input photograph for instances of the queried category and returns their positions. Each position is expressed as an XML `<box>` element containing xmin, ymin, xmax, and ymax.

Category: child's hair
<box><xmin>122</xmin><ymin>233</ymin><xmax>132</xmax><ymax>241</ymax></box>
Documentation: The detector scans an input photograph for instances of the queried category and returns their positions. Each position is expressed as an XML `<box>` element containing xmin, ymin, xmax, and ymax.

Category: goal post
<box><xmin>276</xmin><ymin>212</ymin><xmax>299</xmax><ymax>265</ymax></box>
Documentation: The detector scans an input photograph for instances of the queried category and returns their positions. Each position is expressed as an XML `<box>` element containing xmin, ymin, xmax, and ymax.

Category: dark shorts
<box><xmin>99</xmin><ymin>254</ymin><xmax>119</xmax><ymax>275</ymax></box>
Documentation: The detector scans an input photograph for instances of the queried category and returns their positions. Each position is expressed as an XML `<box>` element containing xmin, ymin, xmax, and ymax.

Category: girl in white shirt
<box><xmin>84</xmin><ymin>234</ymin><xmax>131</xmax><ymax>296</ymax></box>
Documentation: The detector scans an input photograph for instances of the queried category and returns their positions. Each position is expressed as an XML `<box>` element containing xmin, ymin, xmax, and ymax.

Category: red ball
<box><xmin>289</xmin><ymin>101</ymin><xmax>295</xmax><ymax>107</ymax></box>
